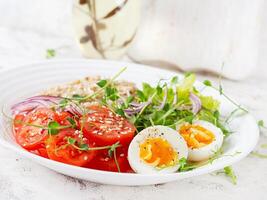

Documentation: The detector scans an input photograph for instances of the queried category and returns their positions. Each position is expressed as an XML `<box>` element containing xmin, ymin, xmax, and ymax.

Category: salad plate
<box><xmin>0</xmin><ymin>59</ymin><xmax>259</xmax><ymax>185</ymax></box>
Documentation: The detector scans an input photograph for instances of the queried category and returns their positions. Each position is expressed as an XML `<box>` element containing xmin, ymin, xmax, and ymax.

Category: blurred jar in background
<box><xmin>128</xmin><ymin>0</ymin><xmax>263</xmax><ymax>80</ymax></box>
<box><xmin>72</xmin><ymin>0</ymin><xmax>140</xmax><ymax>59</ymax></box>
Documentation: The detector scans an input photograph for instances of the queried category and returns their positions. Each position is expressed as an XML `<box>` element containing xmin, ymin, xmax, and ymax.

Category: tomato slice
<box><xmin>46</xmin><ymin>128</ymin><xmax>96</xmax><ymax>166</ymax></box>
<box><xmin>13</xmin><ymin>108</ymin><xmax>55</xmax><ymax>150</ymax></box>
<box><xmin>55</xmin><ymin>111</ymin><xmax>74</xmax><ymax>126</ymax></box>
<box><xmin>86</xmin><ymin>147</ymin><xmax>133</xmax><ymax>172</ymax></box>
<box><xmin>29</xmin><ymin>144</ymin><xmax>49</xmax><ymax>158</ymax></box>
<box><xmin>81</xmin><ymin>106</ymin><xmax>136</xmax><ymax>146</ymax></box>
<box><xmin>13</xmin><ymin>114</ymin><xmax>25</xmax><ymax>129</ymax></box>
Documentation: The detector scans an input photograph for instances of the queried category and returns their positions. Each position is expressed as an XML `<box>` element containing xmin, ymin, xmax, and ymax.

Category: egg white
<box><xmin>128</xmin><ymin>125</ymin><xmax>188</xmax><ymax>174</ymax></box>
<box><xmin>177</xmin><ymin>120</ymin><xmax>224</xmax><ymax>162</ymax></box>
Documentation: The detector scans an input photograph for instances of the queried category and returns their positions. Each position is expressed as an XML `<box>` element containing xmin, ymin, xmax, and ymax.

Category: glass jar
<box><xmin>72</xmin><ymin>0</ymin><xmax>140</xmax><ymax>59</ymax></box>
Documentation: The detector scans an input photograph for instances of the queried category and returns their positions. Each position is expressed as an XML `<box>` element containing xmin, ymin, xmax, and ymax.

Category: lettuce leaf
<box><xmin>200</xmin><ymin>95</ymin><xmax>220</xmax><ymax>112</ymax></box>
<box><xmin>177</xmin><ymin>73</ymin><xmax>196</xmax><ymax>102</ymax></box>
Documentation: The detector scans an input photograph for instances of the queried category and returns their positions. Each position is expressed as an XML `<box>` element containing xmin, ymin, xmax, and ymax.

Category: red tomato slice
<box><xmin>81</xmin><ymin>106</ymin><xmax>136</xmax><ymax>146</ymax></box>
<box><xmin>86</xmin><ymin>147</ymin><xmax>133</xmax><ymax>172</ymax></box>
<box><xmin>29</xmin><ymin>144</ymin><xmax>49</xmax><ymax>158</ymax></box>
<box><xmin>13</xmin><ymin>108</ymin><xmax>55</xmax><ymax>150</ymax></box>
<box><xmin>55</xmin><ymin>111</ymin><xmax>74</xmax><ymax>126</ymax></box>
<box><xmin>37</xmin><ymin>147</ymin><xmax>49</xmax><ymax>158</ymax></box>
<box><xmin>46</xmin><ymin>128</ymin><xmax>96</xmax><ymax>167</ymax></box>
<box><xmin>13</xmin><ymin>114</ymin><xmax>25</xmax><ymax>129</ymax></box>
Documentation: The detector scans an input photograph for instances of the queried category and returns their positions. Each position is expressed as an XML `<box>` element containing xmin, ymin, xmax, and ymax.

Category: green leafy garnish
<box><xmin>74</xmin><ymin>67</ymin><xmax>127</xmax><ymax>102</ymax></box>
<box><xmin>67</xmin><ymin>117</ymin><xmax>77</xmax><ymax>128</ymax></box>
<box><xmin>46</xmin><ymin>49</ymin><xmax>56</xmax><ymax>59</ymax></box>
<box><xmin>59</xmin><ymin>99</ymin><xmax>69</xmax><ymax>108</ymax></box>
<box><xmin>97</xmin><ymin>79</ymin><xmax>108</xmax><ymax>88</ymax></box>
<box><xmin>203</xmin><ymin>80</ymin><xmax>248</xmax><ymax>113</ymax></box>
<box><xmin>177</xmin><ymin>73</ymin><xmax>196</xmax><ymax>102</ymax></box>
<box><xmin>67</xmin><ymin>137</ymin><xmax>76</xmax><ymax>145</ymax></box>
<box><xmin>108</xmin><ymin>141</ymin><xmax>120</xmax><ymax>157</ymax></box>
<box><xmin>79</xmin><ymin>143</ymin><xmax>89</xmax><ymax>151</ymax></box>
<box><xmin>258</xmin><ymin>120</ymin><xmax>267</xmax><ymax>129</ymax></box>
<box><xmin>178</xmin><ymin>148</ymin><xmax>223</xmax><ymax>172</ymax></box>
<box><xmin>203</xmin><ymin>80</ymin><xmax>212</xmax><ymax>87</ymax></box>
<box><xmin>48</xmin><ymin>121</ymin><xmax>60</xmax><ymax>135</ymax></box>
<box><xmin>222</xmin><ymin>166</ymin><xmax>237</xmax><ymax>185</ymax></box>
<box><xmin>171</xmin><ymin>76</ymin><xmax>178</xmax><ymax>85</ymax></box>
<box><xmin>178</xmin><ymin>158</ymin><xmax>190</xmax><ymax>172</ymax></box>
<box><xmin>72</xmin><ymin>94</ymin><xmax>86</xmax><ymax>101</ymax></box>
<box><xmin>200</xmin><ymin>96</ymin><xmax>220</xmax><ymax>112</ymax></box>
<box><xmin>105</xmin><ymin>86</ymin><xmax>119</xmax><ymax>101</ymax></box>
<box><xmin>184</xmin><ymin>72</ymin><xmax>193</xmax><ymax>77</ymax></box>
<box><xmin>258</xmin><ymin>120</ymin><xmax>264</xmax><ymax>127</ymax></box>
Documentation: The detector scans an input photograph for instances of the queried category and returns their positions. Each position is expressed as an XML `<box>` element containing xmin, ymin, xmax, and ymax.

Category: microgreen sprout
<box><xmin>202</xmin><ymin>80</ymin><xmax>248</xmax><ymax>113</ymax></box>
<box><xmin>46</xmin><ymin>49</ymin><xmax>56</xmax><ymax>59</ymax></box>
<box><xmin>217</xmin><ymin>166</ymin><xmax>237</xmax><ymax>185</ymax></box>
<box><xmin>66</xmin><ymin>139</ymin><xmax>121</xmax><ymax>172</ymax></box>
<box><xmin>73</xmin><ymin>67</ymin><xmax>127</xmax><ymax>102</ymax></box>
<box><xmin>251</xmin><ymin>151</ymin><xmax>267</xmax><ymax>159</ymax></box>
<box><xmin>258</xmin><ymin>120</ymin><xmax>267</xmax><ymax>129</ymax></box>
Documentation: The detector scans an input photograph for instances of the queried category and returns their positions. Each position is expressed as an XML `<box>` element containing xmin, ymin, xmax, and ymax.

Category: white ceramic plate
<box><xmin>0</xmin><ymin>59</ymin><xmax>259</xmax><ymax>186</ymax></box>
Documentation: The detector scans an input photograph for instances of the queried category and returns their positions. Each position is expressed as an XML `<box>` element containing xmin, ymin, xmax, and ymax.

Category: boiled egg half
<box><xmin>177</xmin><ymin>120</ymin><xmax>224</xmax><ymax>162</ymax></box>
<box><xmin>128</xmin><ymin>126</ymin><xmax>188</xmax><ymax>174</ymax></box>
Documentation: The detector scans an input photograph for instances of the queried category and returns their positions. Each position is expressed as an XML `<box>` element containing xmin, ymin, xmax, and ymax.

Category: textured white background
<box><xmin>0</xmin><ymin>0</ymin><xmax>267</xmax><ymax>200</ymax></box>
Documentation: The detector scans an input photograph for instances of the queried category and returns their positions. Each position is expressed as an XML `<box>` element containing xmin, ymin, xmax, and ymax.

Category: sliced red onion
<box><xmin>64</xmin><ymin>102</ymin><xmax>83</xmax><ymax>117</ymax></box>
<box><xmin>190</xmin><ymin>93</ymin><xmax>202</xmax><ymax>114</ymax></box>
<box><xmin>124</xmin><ymin>101</ymin><xmax>151</xmax><ymax>116</ymax></box>
<box><xmin>11</xmin><ymin>95</ymin><xmax>83</xmax><ymax>116</ymax></box>
<box><xmin>155</xmin><ymin>86</ymin><xmax>168</xmax><ymax>110</ymax></box>
<box><xmin>11</xmin><ymin>95</ymin><xmax>61</xmax><ymax>115</ymax></box>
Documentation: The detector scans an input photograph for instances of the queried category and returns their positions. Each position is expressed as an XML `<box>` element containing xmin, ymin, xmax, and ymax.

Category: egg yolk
<box><xmin>179</xmin><ymin>124</ymin><xmax>215</xmax><ymax>149</ymax></box>
<box><xmin>139</xmin><ymin>137</ymin><xmax>178</xmax><ymax>168</ymax></box>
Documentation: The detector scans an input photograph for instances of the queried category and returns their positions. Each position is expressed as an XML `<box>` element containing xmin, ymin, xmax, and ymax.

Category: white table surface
<box><xmin>0</xmin><ymin>1</ymin><xmax>267</xmax><ymax>200</ymax></box>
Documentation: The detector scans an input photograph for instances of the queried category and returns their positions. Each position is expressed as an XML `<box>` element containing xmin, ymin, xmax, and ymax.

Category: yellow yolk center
<box><xmin>139</xmin><ymin>137</ymin><xmax>178</xmax><ymax>168</ymax></box>
<box><xmin>179</xmin><ymin>124</ymin><xmax>215</xmax><ymax>149</ymax></box>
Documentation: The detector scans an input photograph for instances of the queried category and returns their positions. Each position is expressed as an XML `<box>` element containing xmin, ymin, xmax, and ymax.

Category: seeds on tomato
<box><xmin>81</xmin><ymin>105</ymin><xmax>135</xmax><ymax>146</ymax></box>
<box><xmin>13</xmin><ymin>108</ymin><xmax>55</xmax><ymax>150</ymax></box>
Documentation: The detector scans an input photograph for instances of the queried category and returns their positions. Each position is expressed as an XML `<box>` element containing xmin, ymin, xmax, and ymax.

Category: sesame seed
<box><xmin>29</xmin><ymin>132</ymin><xmax>35</xmax><ymax>136</ymax></box>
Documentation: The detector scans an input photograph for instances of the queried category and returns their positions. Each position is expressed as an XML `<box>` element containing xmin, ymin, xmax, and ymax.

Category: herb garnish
<box><xmin>219</xmin><ymin>166</ymin><xmax>237</xmax><ymax>185</ymax></box>
<box><xmin>258</xmin><ymin>120</ymin><xmax>267</xmax><ymax>129</ymax></box>
<box><xmin>203</xmin><ymin>79</ymin><xmax>248</xmax><ymax>113</ymax></box>
<box><xmin>46</xmin><ymin>49</ymin><xmax>56</xmax><ymax>59</ymax></box>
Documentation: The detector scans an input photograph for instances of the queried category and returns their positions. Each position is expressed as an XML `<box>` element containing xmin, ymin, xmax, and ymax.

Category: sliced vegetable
<box><xmin>189</xmin><ymin>93</ymin><xmax>201</xmax><ymax>114</ymax></box>
<box><xmin>81</xmin><ymin>105</ymin><xmax>135</xmax><ymax>146</ymax></box>
<box><xmin>46</xmin><ymin>128</ymin><xmax>96</xmax><ymax>166</ymax></box>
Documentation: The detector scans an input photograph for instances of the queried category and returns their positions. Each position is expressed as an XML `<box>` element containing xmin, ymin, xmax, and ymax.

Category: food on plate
<box><xmin>128</xmin><ymin>126</ymin><xmax>188</xmax><ymax>173</ymax></box>
<box><xmin>81</xmin><ymin>105</ymin><xmax>135</xmax><ymax>146</ymax></box>
<box><xmin>9</xmin><ymin>69</ymin><xmax>231</xmax><ymax>174</ymax></box>
<box><xmin>177</xmin><ymin>120</ymin><xmax>224</xmax><ymax>162</ymax></box>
